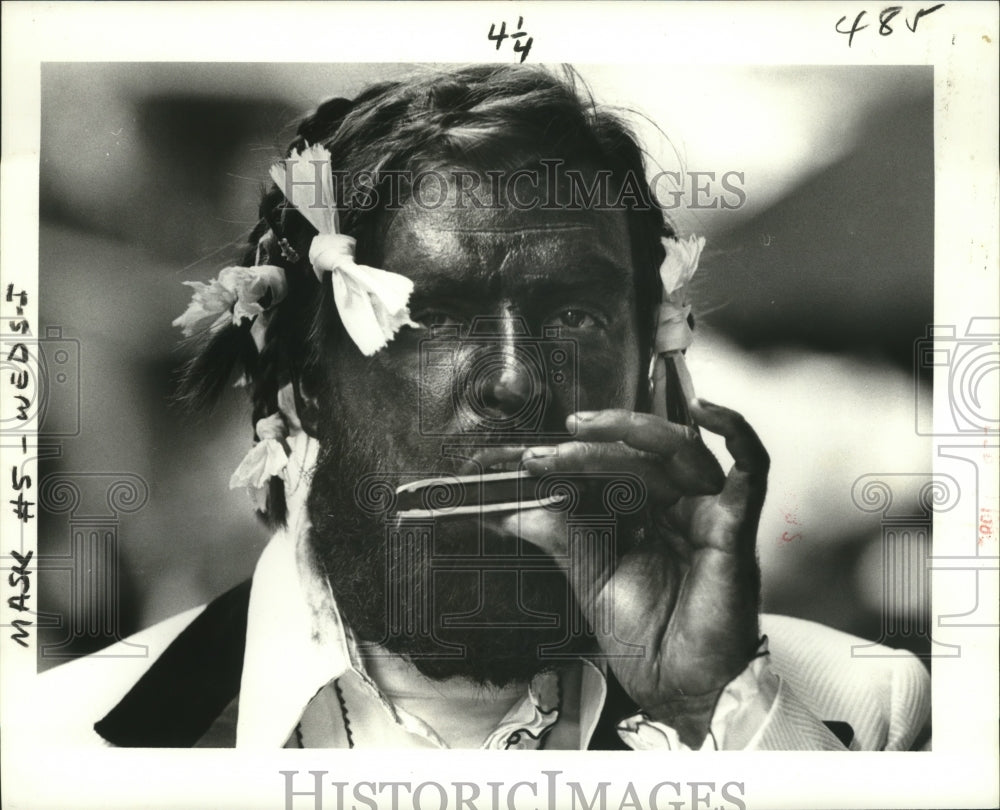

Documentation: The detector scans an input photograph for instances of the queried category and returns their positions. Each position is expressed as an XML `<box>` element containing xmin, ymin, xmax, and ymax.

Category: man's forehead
<box><xmin>389</xmin><ymin>167</ymin><xmax>623</xmax><ymax>226</ymax></box>
<box><xmin>376</xmin><ymin>173</ymin><xmax>634</xmax><ymax>286</ymax></box>
<box><xmin>389</xmin><ymin>206</ymin><xmax>618</xmax><ymax>240</ymax></box>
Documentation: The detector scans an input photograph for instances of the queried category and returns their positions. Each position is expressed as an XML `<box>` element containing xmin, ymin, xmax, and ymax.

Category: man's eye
<box><xmin>551</xmin><ymin>309</ymin><xmax>599</xmax><ymax>329</ymax></box>
<box><xmin>416</xmin><ymin>312</ymin><xmax>467</xmax><ymax>333</ymax></box>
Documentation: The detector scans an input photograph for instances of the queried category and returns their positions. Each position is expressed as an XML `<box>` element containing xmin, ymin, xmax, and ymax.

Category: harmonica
<box><xmin>394</xmin><ymin>470</ymin><xmax>563</xmax><ymax>519</ymax></box>
<box><xmin>395</xmin><ymin>356</ymin><xmax>695</xmax><ymax>519</ymax></box>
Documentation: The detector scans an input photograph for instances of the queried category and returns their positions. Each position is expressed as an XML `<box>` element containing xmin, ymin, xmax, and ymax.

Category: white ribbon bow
<box><xmin>655</xmin><ymin>234</ymin><xmax>704</xmax><ymax>354</ymax></box>
<box><xmin>228</xmin><ymin>382</ymin><xmax>318</xmax><ymax>516</ymax></box>
<box><xmin>269</xmin><ymin>143</ymin><xmax>418</xmax><ymax>356</ymax></box>
<box><xmin>229</xmin><ymin>411</ymin><xmax>290</xmax><ymax>512</ymax></box>
<box><xmin>172</xmin><ymin>264</ymin><xmax>287</xmax><ymax>351</ymax></box>
<box><xmin>650</xmin><ymin>235</ymin><xmax>705</xmax><ymax>413</ymax></box>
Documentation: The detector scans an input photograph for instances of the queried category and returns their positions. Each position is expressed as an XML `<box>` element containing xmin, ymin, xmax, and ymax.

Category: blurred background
<box><xmin>36</xmin><ymin>63</ymin><xmax>933</xmax><ymax>669</ymax></box>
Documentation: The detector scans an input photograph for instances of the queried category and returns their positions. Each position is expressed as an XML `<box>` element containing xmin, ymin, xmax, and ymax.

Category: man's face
<box><xmin>307</xmin><ymin>170</ymin><xmax>644</xmax><ymax>685</ymax></box>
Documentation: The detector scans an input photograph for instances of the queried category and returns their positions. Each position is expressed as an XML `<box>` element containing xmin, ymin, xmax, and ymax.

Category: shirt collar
<box><xmin>235</xmin><ymin>524</ymin><xmax>350</xmax><ymax>747</ymax></box>
<box><xmin>235</xmin><ymin>522</ymin><xmax>609</xmax><ymax>748</ymax></box>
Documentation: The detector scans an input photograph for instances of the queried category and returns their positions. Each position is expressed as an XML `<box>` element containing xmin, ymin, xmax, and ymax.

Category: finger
<box><xmin>568</xmin><ymin>409</ymin><xmax>694</xmax><ymax>453</ymax></box>
<box><xmin>453</xmin><ymin>445</ymin><xmax>531</xmax><ymax>476</ymax></box>
<box><xmin>567</xmin><ymin>409</ymin><xmax>725</xmax><ymax>494</ymax></box>
<box><xmin>689</xmin><ymin>399</ymin><xmax>769</xmax><ymax>477</ymax></box>
<box><xmin>520</xmin><ymin>441</ymin><xmax>684</xmax><ymax>504</ymax></box>
<box><xmin>689</xmin><ymin>398</ymin><xmax>769</xmax><ymax>514</ymax></box>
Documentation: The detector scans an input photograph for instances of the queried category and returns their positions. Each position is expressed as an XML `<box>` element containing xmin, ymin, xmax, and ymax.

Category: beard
<box><xmin>305</xmin><ymin>415</ymin><xmax>594</xmax><ymax>688</ymax></box>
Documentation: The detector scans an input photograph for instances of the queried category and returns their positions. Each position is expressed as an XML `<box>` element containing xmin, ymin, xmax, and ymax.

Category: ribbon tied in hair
<box><xmin>656</xmin><ymin>234</ymin><xmax>704</xmax><ymax>353</ymax></box>
<box><xmin>229</xmin><ymin>411</ymin><xmax>290</xmax><ymax>512</ymax></box>
<box><xmin>650</xmin><ymin>234</ymin><xmax>705</xmax><ymax>414</ymax></box>
<box><xmin>269</xmin><ymin>143</ymin><xmax>418</xmax><ymax>356</ymax></box>
<box><xmin>229</xmin><ymin>383</ymin><xmax>317</xmax><ymax>519</ymax></box>
<box><xmin>172</xmin><ymin>265</ymin><xmax>288</xmax><ymax>351</ymax></box>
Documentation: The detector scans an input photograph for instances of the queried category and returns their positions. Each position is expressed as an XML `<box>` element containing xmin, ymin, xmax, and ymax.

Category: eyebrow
<box><xmin>408</xmin><ymin>257</ymin><xmax>634</xmax><ymax>303</ymax></box>
<box><xmin>511</xmin><ymin>259</ymin><xmax>633</xmax><ymax>298</ymax></box>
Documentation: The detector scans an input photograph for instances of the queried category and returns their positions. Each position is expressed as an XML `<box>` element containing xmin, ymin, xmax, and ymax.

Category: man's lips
<box><xmin>390</xmin><ymin>445</ymin><xmax>562</xmax><ymax>489</ymax></box>
<box><xmin>393</xmin><ymin>467</ymin><xmax>569</xmax><ymax>518</ymax></box>
<box><xmin>381</xmin><ymin>447</ymin><xmax>529</xmax><ymax>494</ymax></box>
<box><xmin>392</xmin><ymin>445</ymin><xmax>562</xmax><ymax>517</ymax></box>
<box><xmin>455</xmin><ymin>445</ymin><xmax>535</xmax><ymax>476</ymax></box>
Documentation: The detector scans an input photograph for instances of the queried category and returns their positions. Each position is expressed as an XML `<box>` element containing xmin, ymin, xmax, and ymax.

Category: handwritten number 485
<box><xmin>836</xmin><ymin>4</ymin><xmax>944</xmax><ymax>47</ymax></box>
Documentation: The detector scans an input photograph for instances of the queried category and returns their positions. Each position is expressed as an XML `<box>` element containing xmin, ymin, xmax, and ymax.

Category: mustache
<box><xmin>305</xmin><ymin>413</ymin><xmax>591</xmax><ymax>687</ymax></box>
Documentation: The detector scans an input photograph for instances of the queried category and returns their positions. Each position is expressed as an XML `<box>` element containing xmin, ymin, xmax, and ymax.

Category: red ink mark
<box><xmin>979</xmin><ymin>507</ymin><xmax>993</xmax><ymax>547</ymax></box>
<box><xmin>780</xmin><ymin>501</ymin><xmax>802</xmax><ymax>542</ymax></box>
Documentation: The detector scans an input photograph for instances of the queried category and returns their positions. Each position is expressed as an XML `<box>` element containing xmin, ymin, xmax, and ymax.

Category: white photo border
<box><xmin>2</xmin><ymin>2</ymin><xmax>997</xmax><ymax>809</ymax></box>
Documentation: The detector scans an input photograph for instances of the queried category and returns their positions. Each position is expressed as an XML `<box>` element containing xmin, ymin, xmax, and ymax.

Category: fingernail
<box><xmin>572</xmin><ymin>411</ymin><xmax>597</xmax><ymax>423</ymax></box>
<box><xmin>523</xmin><ymin>446</ymin><xmax>558</xmax><ymax>459</ymax></box>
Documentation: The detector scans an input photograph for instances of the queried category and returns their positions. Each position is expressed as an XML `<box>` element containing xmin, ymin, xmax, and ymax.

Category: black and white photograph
<box><xmin>2</xmin><ymin>3</ymin><xmax>997</xmax><ymax>809</ymax></box>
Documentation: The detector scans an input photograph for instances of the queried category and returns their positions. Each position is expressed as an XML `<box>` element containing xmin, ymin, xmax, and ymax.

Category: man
<box><xmin>40</xmin><ymin>65</ymin><xmax>930</xmax><ymax>750</ymax></box>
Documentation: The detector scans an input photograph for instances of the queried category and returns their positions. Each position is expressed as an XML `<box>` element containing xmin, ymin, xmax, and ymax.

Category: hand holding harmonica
<box><xmin>398</xmin><ymin>399</ymin><xmax>768</xmax><ymax>749</ymax></box>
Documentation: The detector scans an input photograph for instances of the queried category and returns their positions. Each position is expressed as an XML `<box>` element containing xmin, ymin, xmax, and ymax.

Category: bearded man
<box><xmin>42</xmin><ymin>65</ymin><xmax>930</xmax><ymax>751</ymax></box>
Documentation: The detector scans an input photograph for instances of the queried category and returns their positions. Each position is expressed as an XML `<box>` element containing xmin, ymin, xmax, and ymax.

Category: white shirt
<box><xmin>234</xmin><ymin>523</ymin><xmax>778</xmax><ymax>750</ymax></box>
<box><xmin>33</xmin><ymin>521</ymin><xmax>931</xmax><ymax>751</ymax></box>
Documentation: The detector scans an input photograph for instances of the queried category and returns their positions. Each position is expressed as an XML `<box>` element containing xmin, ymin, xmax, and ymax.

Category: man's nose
<box><xmin>472</xmin><ymin>343</ymin><xmax>536</xmax><ymax>413</ymax></box>
<box><xmin>462</xmin><ymin>309</ymin><xmax>542</xmax><ymax>422</ymax></box>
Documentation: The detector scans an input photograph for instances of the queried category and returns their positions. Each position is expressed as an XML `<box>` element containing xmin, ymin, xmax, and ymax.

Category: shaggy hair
<box><xmin>177</xmin><ymin>65</ymin><xmax>674</xmax><ymax>525</ymax></box>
